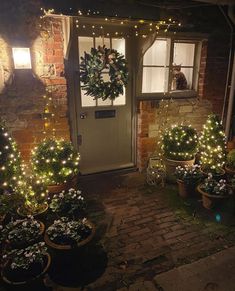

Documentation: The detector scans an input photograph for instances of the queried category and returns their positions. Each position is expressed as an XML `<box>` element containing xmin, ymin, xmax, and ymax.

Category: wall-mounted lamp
<box><xmin>12</xmin><ymin>47</ymin><xmax>32</xmax><ymax>69</ymax></box>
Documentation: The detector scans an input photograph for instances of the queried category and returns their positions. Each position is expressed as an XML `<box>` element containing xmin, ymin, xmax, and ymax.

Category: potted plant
<box><xmin>0</xmin><ymin>121</ymin><xmax>22</xmax><ymax>193</ymax></box>
<box><xmin>162</xmin><ymin>125</ymin><xmax>198</xmax><ymax>181</ymax></box>
<box><xmin>199</xmin><ymin>114</ymin><xmax>226</xmax><ymax>179</ymax></box>
<box><xmin>31</xmin><ymin>139</ymin><xmax>80</xmax><ymax>194</ymax></box>
<box><xmin>225</xmin><ymin>149</ymin><xmax>235</xmax><ymax>176</ymax></box>
<box><xmin>1</xmin><ymin>242</ymin><xmax>50</xmax><ymax>287</ymax></box>
<box><xmin>16</xmin><ymin>176</ymin><xmax>48</xmax><ymax>217</ymax></box>
<box><xmin>49</xmin><ymin>188</ymin><xmax>86</xmax><ymax>219</ymax></box>
<box><xmin>175</xmin><ymin>164</ymin><xmax>203</xmax><ymax>198</ymax></box>
<box><xmin>197</xmin><ymin>174</ymin><xmax>232</xmax><ymax>209</ymax></box>
<box><xmin>44</xmin><ymin>217</ymin><xmax>95</xmax><ymax>250</ymax></box>
<box><xmin>0</xmin><ymin>191</ymin><xmax>23</xmax><ymax>224</ymax></box>
<box><xmin>2</xmin><ymin>216</ymin><xmax>45</xmax><ymax>249</ymax></box>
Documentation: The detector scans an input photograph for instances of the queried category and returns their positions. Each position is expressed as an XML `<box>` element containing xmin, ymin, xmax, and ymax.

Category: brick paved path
<box><xmin>53</xmin><ymin>171</ymin><xmax>235</xmax><ymax>291</ymax></box>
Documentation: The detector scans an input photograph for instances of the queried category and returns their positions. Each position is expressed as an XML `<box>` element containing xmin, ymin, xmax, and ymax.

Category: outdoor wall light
<box><xmin>12</xmin><ymin>47</ymin><xmax>32</xmax><ymax>69</ymax></box>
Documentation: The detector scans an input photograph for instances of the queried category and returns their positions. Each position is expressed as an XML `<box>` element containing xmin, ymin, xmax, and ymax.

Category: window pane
<box><xmin>113</xmin><ymin>87</ymin><xmax>126</xmax><ymax>105</ymax></box>
<box><xmin>142</xmin><ymin>67</ymin><xmax>169</xmax><ymax>93</ymax></box>
<box><xmin>181</xmin><ymin>68</ymin><xmax>193</xmax><ymax>89</ymax></box>
<box><xmin>173</xmin><ymin>43</ymin><xmax>195</xmax><ymax>66</ymax></box>
<box><xmin>112</xmin><ymin>38</ymin><xmax>125</xmax><ymax>56</ymax></box>
<box><xmin>78</xmin><ymin>36</ymin><xmax>93</xmax><ymax>63</ymax></box>
<box><xmin>95</xmin><ymin>37</ymin><xmax>110</xmax><ymax>48</ymax></box>
<box><xmin>143</xmin><ymin>39</ymin><xmax>169</xmax><ymax>66</ymax></box>
<box><xmin>79</xmin><ymin>37</ymin><xmax>96</xmax><ymax>107</ymax></box>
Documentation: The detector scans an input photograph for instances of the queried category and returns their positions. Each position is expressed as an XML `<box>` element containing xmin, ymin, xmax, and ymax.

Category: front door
<box><xmin>74</xmin><ymin>36</ymin><xmax>134</xmax><ymax>174</ymax></box>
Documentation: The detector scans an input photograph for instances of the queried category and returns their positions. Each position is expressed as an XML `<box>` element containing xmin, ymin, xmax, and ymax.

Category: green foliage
<box><xmin>0</xmin><ymin>121</ymin><xmax>22</xmax><ymax>191</ymax></box>
<box><xmin>50</xmin><ymin>188</ymin><xmax>86</xmax><ymax>218</ymax></box>
<box><xmin>227</xmin><ymin>149</ymin><xmax>235</xmax><ymax>169</ymax></box>
<box><xmin>0</xmin><ymin>192</ymin><xmax>23</xmax><ymax>216</ymax></box>
<box><xmin>3</xmin><ymin>242</ymin><xmax>47</xmax><ymax>270</ymax></box>
<box><xmin>80</xmin><ymin>45</ymin><xmax>128</xmax><ymax>100</ymax></box>
<box><xmin>199</xmin><ymin>114</ymin><xmax>226</xmax><ymax>171</ymax></box>
<box><xmin>31</xmin><ymin>139</ymin><xmax>80</xmax><ymax>185</ymax></box>
<box><xmin>46</xmin><ymin>217</ymin><xmax>92</xmax><ymax>245</ymax></box>
<box><xmin>162</xmin><ymin>125</ymin><xmax>198</xmax><ymax>161</ymax></box>
<box><xmin>175</xmin><ymin>164</ymin><xmax>203</xmax><ymax>183</ymax></box>
<box><xmin>16</xmin><ymin>175</ymin><xmax>48</xmax><ymax>214</ymax></box>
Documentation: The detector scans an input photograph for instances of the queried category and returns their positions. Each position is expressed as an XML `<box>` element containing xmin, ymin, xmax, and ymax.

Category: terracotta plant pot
<box><xmin>47</xmin><ymin>175</ymin><xmax>78</xmax><ymax>195</ymax></box>
<box><xmin>197</xmin><ymin>185</ymin><xmax>229</xmax><ymax>210</ymax></box>
<box><xmin>165</xmin><ymin>157</ymin><xmax>195</xmax><ymax>183</ymax></box>
<box><xmin>5</xmin><ymin>221</ymin><xmax>45</xmax><ymax>250</ymax></box>
<box><xmin>44</xmin><ymin>220</ymin><xmax>95</xmax><ymax>251</ymax></box>
<box><xmin>177</xmin><ymin>179</ymin><xmax>198</xmax><ymax>198</ymax></box>
<box><xmin>1</xmin><ymin>253</ymin><xmax>51</xmax><ymax>287</ymax></box>
<box><xmin>17</xmin><ymin>203</ymin><xmax>48</xmax><ymax>219</ymax></box>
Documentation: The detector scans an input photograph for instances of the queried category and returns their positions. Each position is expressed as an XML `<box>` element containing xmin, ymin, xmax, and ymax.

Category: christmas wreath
<box><xmin>80</xmin><ymin>46</ymin><xmax>128</xmax><ymax>101</ymax></box>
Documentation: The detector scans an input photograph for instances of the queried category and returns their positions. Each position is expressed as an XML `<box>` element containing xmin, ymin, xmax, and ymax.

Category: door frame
<box><xmin>66</xmin><ymin>17</ymin><xmax>137</xmax><ymax>173</ymax></box>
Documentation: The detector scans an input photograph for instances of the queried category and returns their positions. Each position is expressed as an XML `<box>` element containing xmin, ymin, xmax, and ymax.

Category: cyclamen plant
<box><xmin>201</xmin><ymin>174</ymin><xmax>232</xmax><ymax>196</ymax></box>
<box><xmin>46</xmin><ymin>217</ymin><xmax>92</xmax><ymax>245</ymax></box>
<box><xmin>50</xmin><ymin>188</ymin><xmax>86</xmax><ymax>217</ymax></box>
<box><xmin>175</xmin><ymin>164</ymin><xmax>203</xmax><ymax>183</ymax></box>
<box><xmin>2</xmin><ymin>242</ymin><xmax>47</xmax><ymax>270</ymax></box>
<box><xmin>2</xmin><ymin>216</ymin><xmax>42</xmax><ymax>245</ymax></box>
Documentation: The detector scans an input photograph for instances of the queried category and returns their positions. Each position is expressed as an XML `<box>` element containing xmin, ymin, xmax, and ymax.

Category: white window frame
<box><xmin>137</xmin><ymin>36</ymin><xmax>203</xmax><ymax>100</ymax></box>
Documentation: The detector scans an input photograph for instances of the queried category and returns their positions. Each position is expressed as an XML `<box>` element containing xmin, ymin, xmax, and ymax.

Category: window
<box><xmin>141</xmin><ymin>37</ymin><xmax>201</xmax><ymax>98</ymax></box>
<box><xmin>78</xmin><ymin>36</ymin><xmax>126</xmax><ymax>107</ymax></box>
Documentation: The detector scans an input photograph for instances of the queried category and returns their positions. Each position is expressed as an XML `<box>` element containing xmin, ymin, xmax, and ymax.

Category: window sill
<box><xmin>136</xmin><ymin>90</ymin><xmax>197</xmax><ymax>100</ymax></box>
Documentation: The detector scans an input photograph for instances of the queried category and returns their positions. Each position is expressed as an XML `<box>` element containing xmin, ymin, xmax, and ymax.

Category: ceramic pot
<box><xmin>17</xmin><ymin>203</ymin><xmax>48</xmax><ymax>219</ymax></box>
<box><xmin>44</xmin><ymin>220</ymin><xmax>95</xmax><ymax>251</ymax></box>
<box><xmin>1</xmin><ymin>253</ymin><xmax>51</xmax><ymax>289</ymax></box>
<box><xmin>177</xmin><ymin>179</ymin><xmax>198</xmax><ymax>198</ymax></box>
<box><xmin>5</xmin><ymin>221</ymin><xmax>45</xmax><ymax>250</ymax></box>
<box><xmin>47</xmin><ymin>175</ymin><xmax>78</xmax><ymax>195</ymax></box>
<box><xmin>197</xmin><ymin>185</ymin><xmax>229</xmax><ymax>210</ymax></box>
<box><xmin>165</xmin><ymin>158</ymin><xmax>195</xmax><ymax>183</ymax></box>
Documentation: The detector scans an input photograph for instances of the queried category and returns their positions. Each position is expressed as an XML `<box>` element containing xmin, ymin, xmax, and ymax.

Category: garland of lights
<box><xmin>199</xmin><ymin>114</ymin><xmax>226</xmax><ymax>172</ymax></box>
<box><xmin>162</xmin><ymin>125</ymin><xmax>198</xmax><ymax>161</ymax></box>
<box><xmin>80</xmin><ymin>45</ymin><xmax>128</xmax><ymax>100</ymax></box>
<box><xmin>0</xmin><ymin>121</ymin><xmax>22</xmax><ymax>191</ymax></box>
<box><xmin>31</xmin><ymin>139</ymin><xmax>80</xmax><ymax>185</ymax></box>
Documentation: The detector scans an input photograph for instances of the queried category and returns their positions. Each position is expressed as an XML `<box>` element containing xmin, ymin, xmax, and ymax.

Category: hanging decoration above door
<box><xmin>80</xmin><ymin>45</ymin><xmax>128</xmax><ymax>101</ymax></box>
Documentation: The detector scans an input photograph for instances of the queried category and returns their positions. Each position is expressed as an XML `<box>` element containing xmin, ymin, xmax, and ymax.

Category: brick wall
<box><xmin>0</xmin><ymin>17</ymin><xmax>70</xmax><ymax>162</ymax></box>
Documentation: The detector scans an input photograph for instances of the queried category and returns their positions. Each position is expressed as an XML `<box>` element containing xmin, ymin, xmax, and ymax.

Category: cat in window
<box><xmin>172</xmin><ymin>64</ymin><xmax>187</xmax><ymax>90</ymax></box>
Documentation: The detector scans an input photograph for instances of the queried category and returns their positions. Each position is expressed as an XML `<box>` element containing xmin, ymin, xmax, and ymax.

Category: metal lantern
<box><xmin>146</xmin><ymin>156</ymin><xmax>166</xmax><ymax>186</ymax></box>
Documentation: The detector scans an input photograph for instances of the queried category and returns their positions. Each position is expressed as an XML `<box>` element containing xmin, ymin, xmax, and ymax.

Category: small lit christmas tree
<box><xmin>0</xmin><ymin>121</ymin><xmax>22</xmax><ymax>192</ymax></box>
<box><xmin>199</xmin><ymin>114</ymin><xmax>226</xmax><ymax>173</ymax></box>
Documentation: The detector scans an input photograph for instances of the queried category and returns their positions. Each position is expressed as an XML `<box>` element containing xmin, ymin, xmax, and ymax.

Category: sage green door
<box><xmin>75</xmin><ymin>36</ymin><xmax>134</xmax><ymax>174</ymax></box>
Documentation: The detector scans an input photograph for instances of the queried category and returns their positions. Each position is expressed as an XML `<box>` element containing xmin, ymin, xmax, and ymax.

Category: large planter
<box><xmin>177</xmin><ymin>179</ymin><xmax>199</xmax><ymax>198</ymax></box>
<box><xmin>197</xmin><ymin>185</ymin><xmax>229</xmax><ymax>210</ymax></box>
<box><xmin>1</xmin><ymin>253</ymin><xmax>51</xmax><ymax>289</ymax></box>
<box><xmin>44</xmin><ymin>220</ymin><xmax>95</xmax><ymax>251</ymax></box>
<box><xmin>17</xmin><ymin>202</ymin><xmax>48</xmax><ymax>219</ymax></box>
<box><xmin>5</xmin><ymin>221</ymin><xmax>45</xmax><ymax>250</ymax></box>
<box><xmin>47</xmin><ymin>175</ymin><xmax>78</xmax><ymax>195</ymax></box>
<box><xmin>165</xmin><ymin>158</ymin><xmax>195</xmax><ymax>183</ymax></box>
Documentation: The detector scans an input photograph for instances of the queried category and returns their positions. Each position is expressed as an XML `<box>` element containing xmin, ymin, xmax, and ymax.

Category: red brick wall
<box><xmin>0</xmin><ymin>18</ymin><xmax>70</xmax><ymax>162</ymax></box>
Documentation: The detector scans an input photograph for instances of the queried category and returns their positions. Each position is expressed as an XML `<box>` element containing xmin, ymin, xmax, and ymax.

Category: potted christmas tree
<box><xmin>162</xmin><ymin>125</ymin><xmax>198</xmax><ymax>182</ymax></box>
<box><xmin>16</xmin><ymin>176</ymin><xmax>48</xmax><ymax>217</ymax></box>
<box><xmin>199</xmin><ymin>114</ymin><xmax>226</xmax><ymax>178</ymax></box>
<box><xmin>0</xmin><ymin>121</ymin><xmax>22</xmax><ymax>193</ymax></box>
<box><xmin>31</xmin><ymin>139</ymin><xmax>80</xmax><ymax>194</ymax></box>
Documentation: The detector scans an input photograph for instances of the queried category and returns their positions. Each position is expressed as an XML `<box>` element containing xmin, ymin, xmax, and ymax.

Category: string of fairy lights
<box><xmin>40</xmin><ymin>7</ymin><xmax>183</xmax><ymax>39</ymax></box>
